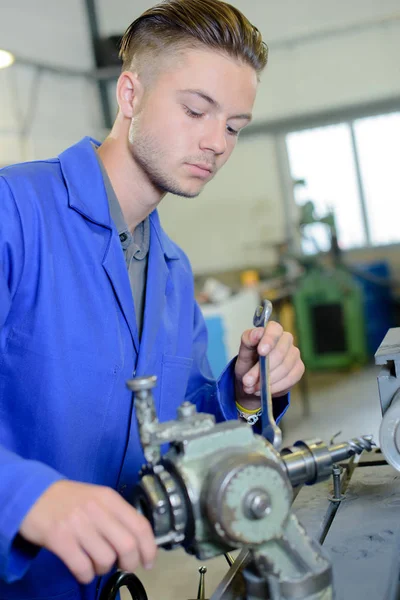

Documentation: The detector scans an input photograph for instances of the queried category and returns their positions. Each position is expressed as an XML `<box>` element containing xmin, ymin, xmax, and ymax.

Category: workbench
<box><xmin>292</xmin><ymin>449</ymin><xmax>400</xmax><ymax>600</ymax></box>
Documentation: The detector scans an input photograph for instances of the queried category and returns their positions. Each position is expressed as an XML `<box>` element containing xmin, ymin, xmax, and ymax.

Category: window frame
<box><xmin>270</xmin><ymin>106</ymin><xmax>400</xmax><ymax>254</ymax></box>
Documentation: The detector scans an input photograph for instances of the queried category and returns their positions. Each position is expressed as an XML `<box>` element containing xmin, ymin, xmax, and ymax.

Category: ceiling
<box><xmin>2</xmin><ymin>0</ymin><xmax>400</xmax><ymax>72</ymax></box>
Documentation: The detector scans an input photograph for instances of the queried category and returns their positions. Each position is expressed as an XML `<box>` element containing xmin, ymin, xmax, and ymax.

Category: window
<box><xmin>286</xmin><ymin>112</ymin><xmax>400</xmax><ymax>252</ymax></box>
<box><xmin>354</xmin><ymin>113</ymin><xmax>400</xmax><ymax>246</ymax></box>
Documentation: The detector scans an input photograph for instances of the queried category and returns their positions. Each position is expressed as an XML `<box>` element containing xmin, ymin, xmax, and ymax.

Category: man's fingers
<box><xmin>268</xmin><ymin>332</ymin><xmax>295</xmax><ymax>372</ymax></box>
<box><xmin>242</xmin><ymin>362</ymin><xmax>259</xmax><ymax>391</ymax></box>
<box><xmin>269</xmin><ymin>347</ymin><xmax>301</xmax><ymax>387</ymax></box>
<box><xmin>240</xmin><ymin>335</ymin><xmax>301</xmax><ymax>396</ymax></box>
<box><xmin>236</xmin><ymin>322</ymin><xmax>283</xmax><ymax>376</ymax></box>
<box><xmin>83</xmin><ymin>500</ymin><xmax>141</xmax><ymax>573</ymax></box>
<box><xmin>270</xmin><ymin>359</ymin><xmax>305</xmax><ymax>396</ymax></box>
<box><xmin>19</xmin><ymin>480</ymin><xmax>158</xmax><ymax>584</ymax></box>
<box><xmin>240</xmin><ymin>330</ymin><xmax>294</xmax><ymax>386</ymax></box>
<box><xmin>256</xmin><ymin>322</ymin><xmax>284</xmax><ymax>355</ymax></box>
<box><xmin>75</xmin><ymin>515</ymin><xmax>118</xmax><ymax>576</ymax></box>
<box><xmin>122</xmin><ymin>514</ymin><xmax>155</xmax><ymax>570</ymax></box>
<box><xmin>239</xmin><ymin>327</ymin><xmax>264</xmax><ymax>353</ymax></box>
<box><xmin>48</xmin><ymin>530</ymin><xmax>95</xmax><ymax>584</ymax></box>
<box><xmin>99</xmin><ymin>487</ymin><xmax>156</xmax><ymax>568</ymax></box>
<box><xmin>235</xmin><ymin>328</ymin><xmax>263</xmax><ymax>379</ymax></box>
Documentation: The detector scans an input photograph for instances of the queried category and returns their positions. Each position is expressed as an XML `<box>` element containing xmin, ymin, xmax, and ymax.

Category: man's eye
<box><xmin>227</xmin><ymin>125</ymin><xmax>239</xmax><ymax>136</ymax></box>
<box><xmin>184</xmin><ymin>106</ymin><xmax>203</xmax><ymax>118</ymax></box>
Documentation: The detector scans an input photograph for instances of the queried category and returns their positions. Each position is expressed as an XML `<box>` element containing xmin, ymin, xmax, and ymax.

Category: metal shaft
<box><xmin>328</xmin><ymin>436</ymin><xmax>374</xmax><ymax>463</ymax></box>
<box><xmin>281</xmin><ymin>435</ymin><xmax>374</xmax><ymax>487</ymax></box>
<box><xmin>126</xmin><ymin>376</ymin><xmax>160</xmax><ymax>464</ymax></box>
<box><xmin>197</xmin><ymin>567</ymin><xmax>207</xmax><ymax>600</ymax></box>
<box><xmin>332</xmin><ymin>465</ymin><xmax>342</xmax><ymax>499</ymax></box>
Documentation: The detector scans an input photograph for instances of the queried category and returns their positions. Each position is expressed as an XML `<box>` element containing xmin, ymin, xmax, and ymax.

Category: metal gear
<box><xmin>133</xmin><ymin>461</ymin><xmax>190</xmax><ymax>546</ymax></box>
<box><xmin>206</xmin><ymin>453</ymin><xmax>292</xmax><ymax>546</ymax></box>
<box><xmin>157</xmin><ymin>462</ymin><xmax>188</xmax><ymax>536</ymax></box>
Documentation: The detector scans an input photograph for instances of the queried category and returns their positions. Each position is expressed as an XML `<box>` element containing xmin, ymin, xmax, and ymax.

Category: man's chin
<box><xmin>172</xmin><ymin>189</ymin><xmax>201</xmax><ymax>199</ymax></box>
<box><xmin>167</xmin><ymin>182</ymin><xmax>204</xmax><ymax>198</ymax></box>
<box><xmin>153</xmin><ymin>173</ymin><xmax>206</xmax><ymax>198</ymax></box>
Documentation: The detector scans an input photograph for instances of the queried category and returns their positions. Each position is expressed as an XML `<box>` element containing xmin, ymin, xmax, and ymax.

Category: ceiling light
<box><xmin>0</xmin><ymin>49</ymin><xmax>15</xmax><ymax>69</ymax></box>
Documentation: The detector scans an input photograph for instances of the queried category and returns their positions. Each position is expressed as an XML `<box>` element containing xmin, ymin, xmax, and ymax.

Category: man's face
<box><xmin>128</xmin><ymin>49</ymin><xmax>258</xmax><ymax>198</ymax></box>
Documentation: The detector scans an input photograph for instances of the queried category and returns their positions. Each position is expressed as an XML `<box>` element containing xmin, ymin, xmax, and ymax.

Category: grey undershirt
<box><xmin>94</xmin><ymin>149</ymin><xmax>150</xmax><ymax>339</ymax></box>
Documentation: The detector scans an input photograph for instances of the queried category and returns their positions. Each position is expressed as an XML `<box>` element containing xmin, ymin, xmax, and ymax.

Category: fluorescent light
<box><xmin>0</xmin><ymin>49</ymin><xmax>15</xmax><ymax>69</ymax></box>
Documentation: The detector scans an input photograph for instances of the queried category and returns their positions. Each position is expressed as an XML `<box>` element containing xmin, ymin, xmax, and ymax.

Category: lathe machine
<box><xmin>101</xmin><ymin>307</ymin><xmax>400</xmax><ymax>600</ymax></box>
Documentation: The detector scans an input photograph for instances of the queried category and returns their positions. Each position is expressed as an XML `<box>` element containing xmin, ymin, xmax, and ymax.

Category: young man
<box><xmin>0</xmin><ymin>0</ymin><xmax>304</xmax><ymax>598</ymax></box>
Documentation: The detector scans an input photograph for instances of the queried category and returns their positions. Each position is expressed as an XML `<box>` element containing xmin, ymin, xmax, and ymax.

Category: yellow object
<box><xmin>240</xmin><ymin>270</ymin><xmax>259</xmax><ymax>287</ymax></box>
<box><xmin>279</xmin><ymin>300</ymin><xmax>297</xmax><ymax>339</ymax></box>
<box><xmin>235</xmin><ymin>401</ymin><xmax>261</xmax><ymax>415</ymax></box>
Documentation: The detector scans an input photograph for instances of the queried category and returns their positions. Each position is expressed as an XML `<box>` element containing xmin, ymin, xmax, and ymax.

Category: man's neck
<box><xmin>97</xmin><ymin>135</ymin><xmax>164</xmax><ymax>233</ymax></box>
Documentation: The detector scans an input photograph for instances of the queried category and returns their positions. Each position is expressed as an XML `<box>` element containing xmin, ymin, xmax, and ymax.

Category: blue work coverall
<box><xmin>0</xmin><ymin>137</ymin><xmax>288</xmax><ymax>600</ymax></box>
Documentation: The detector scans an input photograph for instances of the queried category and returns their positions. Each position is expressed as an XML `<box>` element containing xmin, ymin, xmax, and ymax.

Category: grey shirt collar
<box><xmin>93</xmin><ymin>145</ymin><xmax>150</xmax><ymax>260</ymax></box>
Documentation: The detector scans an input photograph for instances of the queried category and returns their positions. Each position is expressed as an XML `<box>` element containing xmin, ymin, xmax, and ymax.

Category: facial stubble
<box><xmin>130</xmin><ymin>130</ymin><xmax>203</xmax><ymax>199</ymax></box>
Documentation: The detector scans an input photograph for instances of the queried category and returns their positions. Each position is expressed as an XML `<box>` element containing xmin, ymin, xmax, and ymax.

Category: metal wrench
<box><xmin>253</xmin><ymin>299</ymin><xmax>282</xmax><ymax>450</ymax></box>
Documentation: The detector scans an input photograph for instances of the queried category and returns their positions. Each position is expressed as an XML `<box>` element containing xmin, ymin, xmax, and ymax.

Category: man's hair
<box><xmin>119</xmin><ymin>0</ymin><xmax>268</xmax><ymax>78</ymax></box>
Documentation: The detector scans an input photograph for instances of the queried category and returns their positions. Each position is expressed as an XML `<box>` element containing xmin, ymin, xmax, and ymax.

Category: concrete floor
<box><xmin>126</xmin><ymin>363</ymin><xmax>383</xmax><ymax>600</ymax></box>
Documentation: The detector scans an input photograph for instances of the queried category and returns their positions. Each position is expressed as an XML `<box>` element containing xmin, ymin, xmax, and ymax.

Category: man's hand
<box><xmin>19</xmin><ymin>480</ymin><xmax>157</xmax><ymax>584</ymax></box>
<box><xmin>235</xmin><ymin>321</ymin><xmax>304</xmax><ymax>408</ymax></box>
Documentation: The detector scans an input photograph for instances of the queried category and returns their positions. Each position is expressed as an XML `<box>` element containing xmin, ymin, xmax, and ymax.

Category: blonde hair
<box><xmin>119</xmin><ymin>0</ymin><xmax>268</xmax><ymax>77</ymax></box>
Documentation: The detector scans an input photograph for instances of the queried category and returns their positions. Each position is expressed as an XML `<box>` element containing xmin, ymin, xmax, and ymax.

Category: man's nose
<box><xmin>200</xmin><ymin>120</ymin><xmax>227</xmax><ymax>156</ymax></box>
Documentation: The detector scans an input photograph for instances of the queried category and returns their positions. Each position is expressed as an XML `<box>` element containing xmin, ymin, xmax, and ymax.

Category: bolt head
<box><xmin>177</xmin><ymin>402</ymin><xmax>196</xmax><ymax>419</ymax></box>
<box><xmin>244</xmin><ymin>490</ymin><xmax>271</xmax><ymax>520</ymax></box>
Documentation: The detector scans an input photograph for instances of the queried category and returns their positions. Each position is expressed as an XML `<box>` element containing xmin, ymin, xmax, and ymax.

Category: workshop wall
<box><xmin>0</xmin><ymin>0</ymin><xmax>399</xmax><ymax>274</ymax></box>
<box><xmin>251</xmin><ymin>8</ymin><xmax>400</xmax><ymax>124</ymax></box>
<box><xmin>0</xmin><ymin>67</ymin><xmax>101</xmax><ymax>166</ymax></box>
<box><xmin>98</xmin><ymin>0</ymin><xmax>400</xmax><ymax>125</ymax></box>
<box><xmin>158</xmin><ymin>135</ymin><xmax>286</xmax><ymax>274</ymax></box>
<box><xmin>156</xmin><ymin>8</ymin><xmax>400</xmax><ymax>274</ymax></box>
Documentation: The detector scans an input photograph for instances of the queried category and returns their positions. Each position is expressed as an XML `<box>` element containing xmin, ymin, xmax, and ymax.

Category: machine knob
<box><xmin>126</xmin><ymin>375</ymin><xmax>157</xmax><ymax>392</ymax></box>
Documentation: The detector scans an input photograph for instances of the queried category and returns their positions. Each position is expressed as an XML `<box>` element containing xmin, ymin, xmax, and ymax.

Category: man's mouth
<box><xmin>186</xmin><ymin>163</ymin><xmax>214</xmax><ymax>178</ymax></box>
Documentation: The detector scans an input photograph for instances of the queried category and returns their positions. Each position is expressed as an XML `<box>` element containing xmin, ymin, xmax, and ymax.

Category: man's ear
<box><xmin>116</xmin><ymin>71</ymin><xmax>143</xmax><ymax>119</ymax></box>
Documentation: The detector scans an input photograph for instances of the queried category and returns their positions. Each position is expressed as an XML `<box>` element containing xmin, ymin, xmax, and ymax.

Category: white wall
<box><xmin>0</xmin><ymin>0</ymin><xmax>104</xmax><ymax>165</ymax></box>
<box><xmin>158</xmin><ymin>135</ymin><xmax>285</xmax><ymax>273</ymax></box>
<box><xmin>254</xmin><ymin>19</ymin><xmax>400</xmax><ymax>123</ymax></box>
<box><xmin>1</xmin><ymin>0</ymin><xmax>93</xmax><ymax>70</ymax></box>
<box><xmin>0</xmin><ymin>67</ymin><xmax>103</xmax><ymax>165</ymax></box>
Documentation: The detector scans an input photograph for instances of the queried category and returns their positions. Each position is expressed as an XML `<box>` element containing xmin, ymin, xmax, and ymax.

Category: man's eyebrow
<box><xmin>179</xmin><ymin>89</ymin><xmax>252</xmax><ymax>121</ymax></box>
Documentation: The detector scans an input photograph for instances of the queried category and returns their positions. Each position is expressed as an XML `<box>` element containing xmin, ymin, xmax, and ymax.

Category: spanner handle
<box><xmin>253</xmin><ymin>300</ymin><xmax>282</xmax><ymax>450</ymax></box>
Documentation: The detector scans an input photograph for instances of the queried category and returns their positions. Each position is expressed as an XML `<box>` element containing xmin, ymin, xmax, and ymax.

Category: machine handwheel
<box><xmin>100</xmin><ymin>571</ymin><xmax>148</xmax><ymax>600</ymax></box>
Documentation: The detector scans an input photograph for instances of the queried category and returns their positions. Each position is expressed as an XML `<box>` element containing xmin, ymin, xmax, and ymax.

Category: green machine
<box><xmin>293</xmin><ymin>265</ymin><xmax>367</xmax><ymax>370</ymax></box>
<box><xmin>292</xmin><ymin>200</ymin><xmax>367</xmax><ymax>370</ymax></box>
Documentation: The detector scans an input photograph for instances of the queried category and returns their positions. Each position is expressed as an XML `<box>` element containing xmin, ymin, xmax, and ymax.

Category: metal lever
<box><xmin>253</xmin><ymin>300</ymin><xmax>282</xmax><ymax>450</ymax></box>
